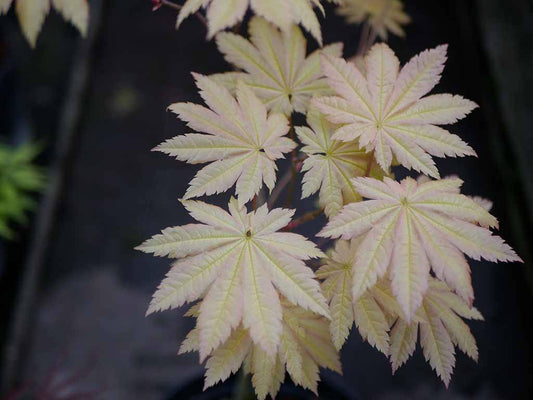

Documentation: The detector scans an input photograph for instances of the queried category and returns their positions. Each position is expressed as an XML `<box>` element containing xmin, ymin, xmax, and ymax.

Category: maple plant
<box><xmin>135</xmin><ymin>0</ymin><xmax>522</xmax><ymax>398</ymax></box>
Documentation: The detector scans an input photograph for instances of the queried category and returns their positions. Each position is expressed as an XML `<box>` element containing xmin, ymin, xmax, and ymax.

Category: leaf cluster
<box><xmin>0</xmin><ymin>141</ymin><xmax>46</xmax><ymax>239</ymax></box>
<box><xmin>138</xmin><ymin>4</ymin><xmax>522</xmax><ymax>398</ymax></box>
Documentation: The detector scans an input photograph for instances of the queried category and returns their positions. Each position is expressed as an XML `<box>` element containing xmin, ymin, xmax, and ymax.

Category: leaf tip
<box><xmin>436</xmin><ymin>43</ymin><xmax>449</xmax><ymax>56</ymax></box>
<box><xmin>145</xmin><ymin>304</ymin><xmax>157</xmax><ymax>317</ymax></box>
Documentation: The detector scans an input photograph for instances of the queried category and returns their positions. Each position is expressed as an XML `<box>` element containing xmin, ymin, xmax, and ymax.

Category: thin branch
<box><xmin>268</xmin><ymin>168</ymin><xmax>292</xmax><ymax>209</ymax></box>
<box><xmin>353</xmin><ymin>20</ymin><xmax>378</xmax><ymax>60</ymax></box>
<box><xmin>357</xmin><ymin>21</ymin><xmax>371</xmax><ymax>57</ymax></box>
<box><xmin>267</xmin><ymin>156</ymin><xmax>305</xmax><ymax>209</ymax></box>
<box><xmin>285</xmin><ymin>122</ymin><xmax>297</xmax><ymax>208</ymax></box>
<box><xmin>365</xmin><ymin>26</ymin><xmax>378</xmax><ymax>51</ymax></box>
<box><xmin>159</xmin><ymin>0</ymin><xmax>181</xmax><ymax>12</ymax></box>
<box><xmin>284</xmin><ymin>208</ymin><xmax>324</xmax><ymax>231</ymax></box>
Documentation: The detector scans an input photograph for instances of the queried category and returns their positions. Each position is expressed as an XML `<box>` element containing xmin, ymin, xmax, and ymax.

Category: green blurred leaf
<box><xmin>0</xmin><ymin>140</ymin><xmax>47</xmax><ymax>241</ymax></box>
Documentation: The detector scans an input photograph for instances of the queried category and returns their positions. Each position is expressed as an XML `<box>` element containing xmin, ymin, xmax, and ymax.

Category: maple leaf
<box><xmin>389</xmin><ymin>278</ymin><xmax>484</xmax><ymax>387</ymax></box>
<box><xmin>317</xmin><ymin>238</ymin><xmax>483</xmax><ymax>386</ymax></box>
<box><xmin>180</xmin><ymin>300</ymin><xmax>341</xmax><ymax>399</ymax></box>
<box><xmin>317</xmin><ymin>239</ymin><xmax>402</xmax><ymax>351</ymax></box>
<box><xmin>176</xmin><ymin>0</ymin><xmax>340</xmax><ymax>44</ymax></box>
<box><xmin>318</xmin><ymin>176</ymin><xmax>521</xmax><ymax>321</ymax></box>
<box><xmin>1</xmin><ymin>0</ymin><xmax>88</xmax><ymax>47</ymax></box>
<box><xmin>0</xmin><ymin>0</ymin><xmax>12</xmax><ymax>13</ymax></box>
<box><xmin>418</xmin><ymin>174</ymin><xmax>496</xmax><ymax>212</ymax></box>
<box><xmin>137</xmin><ymin>198</ymin><xmax>329</xmax><ymax>359</ymax></box>
<box><xmin>13</xmin><ymin>0</ymin><xmax>50</xmax><ymax>47</ymax></box>
<box><xmin>159</xmin><ymin>74</ymin><xmax>296</xmax><ymax>206</ymax></box>
<box><xmin>336</xmin><ymin>0</ymin><xmax>411</xmax><ymax>40</ymax></box>
<box><xmin>212</xmin><ymin>17</ymin><xmax>343</xmax><ymax>116</ymax></box>
<box><xmin>313</xmin><ymin>43</ymin><xmax>478</xmax><ymax>178</ymax></box>
<box><xmin>296</xmin><ymin>111</ymin><xmax>387</xmax><ymax>217</ymax></box>
<box><xmin>51</xmin><ymin>0</ymin><xmax>89</xmax><ymax>36</ymax></box>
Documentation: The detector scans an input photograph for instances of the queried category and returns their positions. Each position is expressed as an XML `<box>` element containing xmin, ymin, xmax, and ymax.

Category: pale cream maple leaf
<box><xmin>418</xmin><ymin>174</ymin><xmax>495</xmax><ymax>212</ymax></box>
<box><xmin>159</xmin><ymin>74</ymin><xmax>296</xmax><ymax>206</ymax></box>
<box><xmin>313</xmin><ymin>43</ymin><xmax>478</xmax><ymax>178</ymax></box>
<box><xmin>336</xmin><ymin>0</ymin><xmax>410</xmax><ymax>40</ymax></box>
<box><xmin>318</xmin><ymin>176</ymin><xmax>521</xmax><ymax>321</ymax></box>
<box><xmin>180</xmin><ymin>300</ymin><xmax>341</xmax><ymax>399</ymax></box>
<box><xmin>1</xmin><ymin>0</ymin><xmax>88</xmax><ymax>47</ymax></box>
<box><xmin>296</xmin><ymin>111</ymin><xmax>387</xmax><ymax>217</ymax></box>
<box><xmin>389</xmin><ymin>278</ymin><xmax>484</xmax><ymax>387</ymax></box>
<box><xmin>176</xmin><ymin>0</ymin><xmax>341</xmax><ymax>44</ymax></box>
<box><xmin>52</xmin><ymin>0</ymin><xmax>88</xmax><ymax>34</ymax></box>
<box><xmin>212</xmin><ymin>17</ymin><xmax>343</xmax><ymax>116</ymax></box>
<box><xmin>317</xmin><ymin>238</ymin><xmax>402</xmax><ymax>351</ymax></box>
<box><xmin>136</xmin><ymin>198</ymin><xmax>329</xmax><ymax>360</ymax></box>
<box><xmin>0</xmin><ymin>0</ymin><xmax>11</xmax><ymax>12</ymax></box>
<box><xmin>317</xmin><ymin>238</ymin><xmax>484</xmax><ymax>386</ymax></box>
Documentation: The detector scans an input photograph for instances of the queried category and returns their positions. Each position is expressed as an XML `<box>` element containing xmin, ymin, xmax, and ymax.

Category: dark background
<box><xmin>0</xmin><ymin>0</ymin><xmax>532</xmax><ymax>398</ymax></box>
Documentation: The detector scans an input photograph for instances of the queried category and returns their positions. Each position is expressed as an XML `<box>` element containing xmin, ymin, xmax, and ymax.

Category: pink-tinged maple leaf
<box><xmin>297</xmin><ymin>112</ymin><xmax>387</xmax><ymax>217</ymax></box>
<box><xmin>318</xmin><ymin>176</ymin><xmax>522</xmax><ymax>321</ymax></box>
<box><xmin>136</xmin><ymin>198</ymin><xmax>328</xmax><ymax>360</ymax></box>
<box><xmin>389</xmin><ymin>278</ymin><xmax>484</xmax><ymax>387</ymax></box>
<box><xmin>317</xmin><ymin>238</ymin><xmax>483</xmax><ymax>387</ymax></box>
<box><xmin>159</xmin><ymin>74</ymin><xmax>296</xmax><ymax>206</ymax></box>
<box><xmin>179</xmin><ymin>300</ymin><xmax>340</xmax><ymax>400</ymax></box>
<box><xmin>317</xmin><ymin>239</ymin><xmax>402</xmax><ymax>351</ymax></box>
<box><xmin>213</xmin><ymin>17</ymin><xmax>343</xmax><ymax>116</ymax></box>
<box><xmin>176</xmin><ymin>0</ymin><xmax>341</xmax><ymax>44</ymax></box>
<box><xmin>313</xmin><ymin>43</ymin><xmax>478</xmax><ymax>178</ymax></box>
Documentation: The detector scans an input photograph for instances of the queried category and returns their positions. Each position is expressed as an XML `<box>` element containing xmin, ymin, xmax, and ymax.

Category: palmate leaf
<box><xmin>160</xmin><ymin>74</ymin><xmax>296</xmax><ymax>206</ymax></box>
<box><xmin>1</xmin><ymin>0</ymin><xmax>88</xmax><ymax>47</ymax></box>
<box><xmin>296</xmin><ymin>111</ymin><xmax>387</xmax><ymax>217</ymax></box>
<box><xmin>176</xmin><ymin>0</ymin><xmax>341</xmax><ymax>44</ymax></box>
<box><xmin>14</xmin><ymin>0</ymin><xmax>50</xmax><ymax>47</ymax></box>
<box><xmin>319</xmin><ymin>176</ymin><xmax>521</xmax><ymax>321</ymax></box>
<box><xmin>137</xmin><ymin>198</ymin><xmax>328</xmax><ymax>360</ymax></box>
<box><xmin>0</xmin><ymin>0</ymin><xmax>13</xmax><ymax>13</ymax></box>
<box><xmin>51</xmin><ymin>0</ymin><xmax>89</xmax><ymax>35</ymax></box>
<box><xmin>313</xmin><ymin>43</ymin><xmax>478</xmax><ymax>178</ymax></box>
<box><xmin>317</xmin><ymin>239</ymin><xmax>401</xmax><ymax>351</ymax></box>
<box><xmin>390</xmin><ymin>278</ymin><xmax>484</xmax><ymax>387</ymax></box>
<box><xmin>317</xmin><ymin>238</ymin><xmax>484</xmax><ymax>386</ymax></box>
<box><xmin>180</xmin><ymin>300</ymin><xmax>341</xmax><ymax>400</ymax></box>
<box><xmin>0</xmin><ymin>141</ymin><xmax>46</xmax><ymax>240</ymax></box>
<box><xmin>213</xmin><ymin>17</ymin><xmax>343</xmax><ymax>116</ymax></box>
<box><xmin>336</xmin><ymin>0</ymin><xmax>411</xmax><ymax>40</ymax></box>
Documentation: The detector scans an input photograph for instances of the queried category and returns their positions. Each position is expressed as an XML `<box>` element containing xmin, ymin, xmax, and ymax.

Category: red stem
<box><xmin>285</xmin><ymin>122</ymin><xmax>298</xmax><ymax>208</ymax></box>
<box><xmin>267</xmin><ymin>156</ymin><xmax>304</xmax><ymax>209</ymax></box>
<box><xmin>284</xmin><ymin>208</ymin><xmax>324</xmax><ymax>231</ymax></box>
<box><xmin>160</xmin><ymin>0</ymin><xmax>181</xmax><ymax>11</ymax></box>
